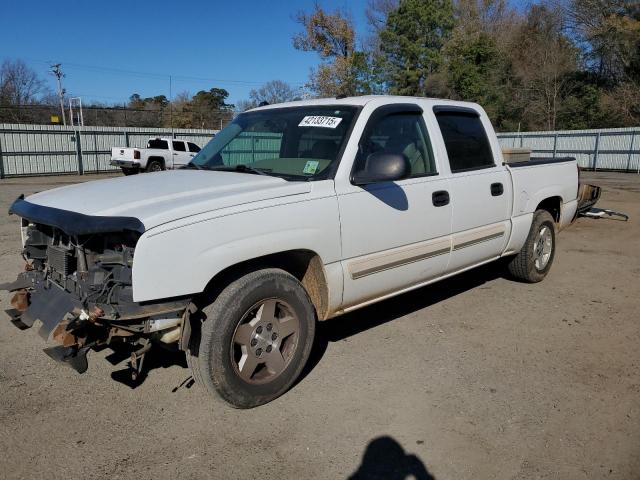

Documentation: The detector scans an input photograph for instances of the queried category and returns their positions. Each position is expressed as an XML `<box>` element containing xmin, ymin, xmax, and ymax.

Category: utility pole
<box><xmin>51</xmin><ymin>64</ymin><xmax>67</xmax><ymax>126</ymax></box>
<box><xmin>169</xmin><ymin>75</ymin><xmax>173</xmax><ymax>134</ymax></box>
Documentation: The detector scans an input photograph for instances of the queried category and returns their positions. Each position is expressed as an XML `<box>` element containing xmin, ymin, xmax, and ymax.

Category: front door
<box><xmin>337</xmin><ymin>105</ymin><xmax>452</xmax><ymax>309</ymax></box>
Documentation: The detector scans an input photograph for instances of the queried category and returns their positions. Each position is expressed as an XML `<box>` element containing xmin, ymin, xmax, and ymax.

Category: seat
<box><xmin>384</xmin><ymin>135</ymin><xmax>425</xmax><ymax>175</ymax></box>
<box><xmin>310</xmin><ymin>140</ymin><xmax>338</xmax><ymax>160</ymax></box>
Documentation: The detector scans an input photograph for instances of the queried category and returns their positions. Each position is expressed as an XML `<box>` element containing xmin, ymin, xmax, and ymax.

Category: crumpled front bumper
<box><xmin>1</xmin><ymin>271</ymin><xmax>96</xmax><ymax>372</ymax></box>
<box><xmin>2</xmin><ymin>272</ymin><xmax>80</xmax><ymax>337</ymax></box>
<box><xmin>2</xmin><ymin>269</ymin><xmax>191</xmax><ymax>375</ymax></box>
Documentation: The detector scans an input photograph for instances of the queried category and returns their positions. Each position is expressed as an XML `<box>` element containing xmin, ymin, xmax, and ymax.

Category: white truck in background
<box><xmin>4</xmin><ymin>95</ymin><xmax>585</xmax><ymax>409</ymax></box>
<box><xmin>110</xmin><ymin>137</ymin><xmax>202</xmax><ymax>175</ymax></box>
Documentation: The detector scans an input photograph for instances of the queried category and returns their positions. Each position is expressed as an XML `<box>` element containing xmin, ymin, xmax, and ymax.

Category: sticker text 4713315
<box><xmin>298</xmin><ymin>116</ymin><xmax>343</xmax><ymax>129</ymax></box>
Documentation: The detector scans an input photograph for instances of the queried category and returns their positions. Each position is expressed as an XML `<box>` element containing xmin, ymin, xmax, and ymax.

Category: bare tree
<box><xmin>0</xmin><ymin>59</ymin><xmax>46</xmax><ymax>106</ymax></box>
<box><xmin>293</xmin><ymin>4</ymin><xmax>358</xmax><ymax>97</ymax></box>
<box><xmin>510</xmin><ymin>5</ymin><xmax>579</xmax><ymax>130</ymax></box>
<box><xmin>252</xmin><ymin>80</ymin><xmax>299</xmax><ymax>105</ymax></box>
<box><xmin>563</xmin><ymin>0</ymin><xmax>640</xmax><ymax>82</ymax></box>
<box><xmin>365</xmin><ymin>0</ymin><xmax>399</xmax><ymax>36</ymax></box>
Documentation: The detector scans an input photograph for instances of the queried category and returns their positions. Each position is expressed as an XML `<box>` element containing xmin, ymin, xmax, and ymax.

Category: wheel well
<box><xmin>536</xmin><ymin>196</ymin><xmax>562</xmax><ymax>222</ymax></box>
<box><xmin>199</xmin><ymin>250</ymin><xmax>330</xmax><ymax>320</ymax></box>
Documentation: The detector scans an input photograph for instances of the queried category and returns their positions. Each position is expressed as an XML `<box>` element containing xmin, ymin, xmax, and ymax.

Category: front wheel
<box><xmin>187</xmin><ymin>269</ymin><xmax>316</xmax><ymax>408</ymax></box>
<box><xmin>507</xmin><ymin>209</ymin><xmax>556</xmax><ymax>283</ymax></box>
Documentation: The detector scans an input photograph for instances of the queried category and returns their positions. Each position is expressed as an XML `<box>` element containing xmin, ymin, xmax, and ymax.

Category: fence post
<box><xmin>125</xmin><ymin>131</ymin><xmax>129</xmax><ymax>148</ymax></box>
<box><xmin>552</xmin><ymin>133</ymin><xmax>558</xmax><ymax>159</ymax></box>
<box><xmin>626</xmin><ymin>131</ymin><xmax>635</xmax><ymax>173</ymax></box>
<box><xmin>0</xmin><ymin>133</ymin><xmax>4</xmax><ymax>179</ymax></box>
<box><xmin>75</xmin><ymin>129</ymin><xmax>84</xmax><ymax>175</ymax></box>
<box><xmin>593</xmin><ymin>132</ymin><xmax>601</xmax><ymax>170</ymax></box>
<box><xmin>251</xmin><ymin>136</ymin><xmax>255</xmax><ymax>163</ymax></box>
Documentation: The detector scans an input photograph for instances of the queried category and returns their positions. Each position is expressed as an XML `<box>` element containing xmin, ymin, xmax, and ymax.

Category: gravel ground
<box><xmin>0</xmin><ymin>172</ymin><xmax>638</xmax><ymax>480</ymax></box>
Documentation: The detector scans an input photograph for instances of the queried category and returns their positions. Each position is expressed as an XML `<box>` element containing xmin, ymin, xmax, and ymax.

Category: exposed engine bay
<box><xmin>1</xmin><ymin>197</ymin><xmax>190</xmax><ymax>378</ymax></box>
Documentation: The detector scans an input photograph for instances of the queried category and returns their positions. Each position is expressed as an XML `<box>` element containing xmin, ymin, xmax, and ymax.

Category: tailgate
<box><xmin>111</xmin><ymin>147</ymin><xmax>137</xmax><ymax>161</ymax></box>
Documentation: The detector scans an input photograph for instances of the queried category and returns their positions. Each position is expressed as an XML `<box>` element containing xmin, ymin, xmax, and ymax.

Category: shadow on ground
<box><xmin>298</xmin><ymin>261</ymin><xmax>505</xmax><ymax>385</ymax></box>
<box><xmin>348</xmin><ymin>435</ymin><xmax>435</xmax><ymax>480</ymax></box>
<box><xmin>107</xmin><ymin>343</ymin><xmax>190</xmax><ymax>389</ymax></box>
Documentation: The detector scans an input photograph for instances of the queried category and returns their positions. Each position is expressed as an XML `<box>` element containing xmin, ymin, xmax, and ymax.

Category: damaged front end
<box><xmin>1</xmin><ymin>196</ymin><xmax>190</xmax><ymax>378</ymax></box>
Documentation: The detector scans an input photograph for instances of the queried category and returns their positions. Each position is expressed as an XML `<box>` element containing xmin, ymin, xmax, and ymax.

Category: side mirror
<box><xmin>352</xmin><ymin>151</ymin><xmax>410</xmax><ymax>185</ymax></box>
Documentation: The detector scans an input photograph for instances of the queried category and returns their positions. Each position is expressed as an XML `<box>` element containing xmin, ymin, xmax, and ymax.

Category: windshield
<box><xmin>190</xmin><ymin>106</ymin><xmax>358</xmax><ymax>180</ymax></box>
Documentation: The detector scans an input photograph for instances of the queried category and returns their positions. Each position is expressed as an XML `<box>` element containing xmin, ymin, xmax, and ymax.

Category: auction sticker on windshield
<box><xmin>298</xmin><ymin>116</ymin><xmax>343</xmax><ymax>129</ymax></box>
<box><xmin>303</xmin><ymin>160</ymin><xmax>320</xmax><ymax>174</ymax></box>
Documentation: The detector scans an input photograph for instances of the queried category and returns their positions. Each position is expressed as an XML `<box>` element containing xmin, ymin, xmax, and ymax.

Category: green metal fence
<box><xmin>2</xmin><ymin>123</ymin><xmax>639</xmax><ymax>178</ymax></box>
<box><xmin>0</xmin><ymin>124</ymin><xmax>217</xmax><ymax>178</ymax></box>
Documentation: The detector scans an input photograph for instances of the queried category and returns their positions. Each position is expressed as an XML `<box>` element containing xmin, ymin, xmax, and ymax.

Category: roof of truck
<box><xmin>250</xmin><ymin>95</ymin><xmax>479</xmax><ymax>111</ymax></box>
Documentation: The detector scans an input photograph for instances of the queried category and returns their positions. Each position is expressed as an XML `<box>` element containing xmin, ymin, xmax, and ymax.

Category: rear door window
<box><xmin>148</xmin><ymin>139</ymin><xmax>168</xmax><ymax>149</ymax></box>
<box><xmin>434</xmin><ymin>110</ymin><xmax>494</xmax><ymax>172</ymax></box>
<box><xmin>172</xmin><ymin>141</ymin><xmax>186</xmax><ymax>151</ymax></box>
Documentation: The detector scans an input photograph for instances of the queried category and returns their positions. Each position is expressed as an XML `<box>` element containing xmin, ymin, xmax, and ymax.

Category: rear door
<box><xmin>432</xmin><ymin>106</ymin><xmax>512</xmax><ymax>272</ymax></box>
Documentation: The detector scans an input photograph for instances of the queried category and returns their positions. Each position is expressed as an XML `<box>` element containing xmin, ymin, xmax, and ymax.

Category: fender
<box><xmin>131</xmin><ymin>195</ymin><xmax>342</xmax><ymax>302</ymax></box>
<box><xmin>525</xmin><ymin>185</ymin><xmax>564</xmax><ymax>214</ymax></box>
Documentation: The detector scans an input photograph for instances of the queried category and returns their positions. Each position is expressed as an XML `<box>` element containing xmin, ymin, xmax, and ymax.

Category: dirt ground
<box><xmin>0</xmin><ymin>171</ymin><xmax>638</xmax><ymax>480</ymax></box>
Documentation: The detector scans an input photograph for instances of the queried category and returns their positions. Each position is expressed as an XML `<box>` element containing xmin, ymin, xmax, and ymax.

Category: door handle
<box><xmin>432</xmin><ymin>190</ymin><xmax>450</xmax><ymax>207</ymax></box>
<box><xmin>173</xmin><ymin>153</ymin><xmax>178</xmax><ymax>155</ymax></box>
<box><xmin>491</xmin><ymin>183</ymin><xmax>504</xmax><ymax>196</ymax></box>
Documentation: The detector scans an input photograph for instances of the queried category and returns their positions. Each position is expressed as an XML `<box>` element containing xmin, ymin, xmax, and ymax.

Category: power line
<box><xmin>26</xmin><ymin>57</ymin><xmax>306</xmax><ymax>88</ymax></box>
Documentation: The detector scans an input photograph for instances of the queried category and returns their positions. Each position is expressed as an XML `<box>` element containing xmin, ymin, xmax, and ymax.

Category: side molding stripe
<box><xmin>452</xmin><ymin>224</ymin><xmax>506</xmax><ymax>251</ymax></box>
<box><xmin>349</xmin><ymin>239</ymin><xmax>451</xmax><ymax>280</ymax></box>
<box><xmin>453</xmin><ymin>232</ymin><xmax>504</xmax><ymax>251</ymax></box>
<box><xmin>347</xmin><ymin>223</ymin><xmax>507</xmax><ymax>280</ymax></box>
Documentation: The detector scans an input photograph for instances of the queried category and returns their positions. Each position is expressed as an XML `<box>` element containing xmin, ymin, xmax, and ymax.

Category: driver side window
<box><xmin>355</xmin><ymin>113</ymin><xmax>436</xmax><ymax>178</ymax></box>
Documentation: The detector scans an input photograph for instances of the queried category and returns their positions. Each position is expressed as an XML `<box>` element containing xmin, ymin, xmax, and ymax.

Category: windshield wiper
<box><xmin>212</xmin><ymin>164</ymin><xmax>272</xmax><ymax>176</ymax></box>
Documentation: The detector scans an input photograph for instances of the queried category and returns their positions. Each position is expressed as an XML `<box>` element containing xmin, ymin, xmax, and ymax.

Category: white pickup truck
<box><xmin>3</xmin><ymin>96</ymin><xmax>581</xmax><ymax>408</ymax></box>
<box><xmin>110</xmin><ymin>137</ymin><xmax>202</xmax><ymax>175</ymax></box>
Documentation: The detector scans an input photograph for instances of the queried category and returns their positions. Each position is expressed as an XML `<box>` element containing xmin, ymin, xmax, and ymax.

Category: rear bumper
<box><xmin>110</xmin><ymin>159</ymin><xmax>140</xmax><ymax>168</ymax></box>
<box><xmin>576</xmin><ymin>183</ymin><xmax>602</xmax><ymax>215</ymax></box>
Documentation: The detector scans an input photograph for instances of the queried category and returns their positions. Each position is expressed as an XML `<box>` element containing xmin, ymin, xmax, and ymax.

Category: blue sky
<box><xmin>1</xmin><ymin>0</ymin><xmax>528</xmax><ymax>107</ymax></box>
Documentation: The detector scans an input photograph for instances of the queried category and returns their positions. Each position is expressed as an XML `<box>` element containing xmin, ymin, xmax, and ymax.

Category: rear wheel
<box><xmin>146</xmin><ymin>160</ymin><xmax>163</xmax><ymax>172</ymax></box>
<box><xmin>507</xmin><ymin>209</ymin><xmax>556</xmax><ymax>283</ymax></box>
<box><xmin>188</xmin><ymin>269</ymin><xmax>316</xmax><ymax>408</ymax></box>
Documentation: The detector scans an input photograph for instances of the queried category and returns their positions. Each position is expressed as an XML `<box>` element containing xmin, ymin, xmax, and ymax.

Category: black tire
<box><xmin>507</xmin><ymin>209</ymin><xmax>556</xmax><ymax>283</ymax></box>
<box><xmin>189</xmin><ymin>269</ymin><xmax>316</xmax><ymax>408</ymax></box>
<box><xmin>121</xmin><ymin>167</ymin><xmax>138</xmax><ymax>176</ymax></box>
<box><xmin>146</xmin><ymin>160</ymin><xmax>163</xmax><ymax>172</ymax></box>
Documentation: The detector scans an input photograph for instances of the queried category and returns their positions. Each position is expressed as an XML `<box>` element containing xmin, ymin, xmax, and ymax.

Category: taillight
<box><xmin>133</xmin><ymin>150</ymin><xmax>140</xmax><ymax>160</ymax></box>
<box><xmin>577</xmin><ymin>164</ymin><xmax>581</xmax><ymax>196</ymax></box>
